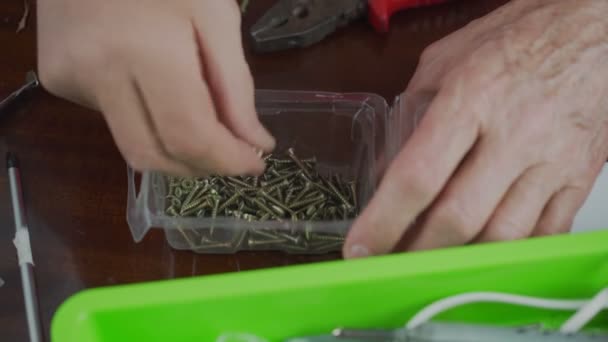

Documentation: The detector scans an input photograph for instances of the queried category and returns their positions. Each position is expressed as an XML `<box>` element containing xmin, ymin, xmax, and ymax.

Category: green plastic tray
<box><xmin>52</xmin><ymin>230</ymin><xmax>608</xmax><ymax>342</ymax></box>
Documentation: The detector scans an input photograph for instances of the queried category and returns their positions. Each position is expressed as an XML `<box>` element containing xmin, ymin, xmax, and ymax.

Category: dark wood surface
<box><xmin>0</xmin><ymin>0</ymin><xmax>508</xmax><ymax>340</ymax></box>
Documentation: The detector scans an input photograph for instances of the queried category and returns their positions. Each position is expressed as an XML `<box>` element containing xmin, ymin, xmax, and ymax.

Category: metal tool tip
<box><xmin>6</xmin><ymin>152</ymin><xmax>18</xmax><ymax>168</ymax></box>
<box><xmin>25</xmin><ymin>70</ymin><xmax>39</xmax><ymax>87</ymax></box>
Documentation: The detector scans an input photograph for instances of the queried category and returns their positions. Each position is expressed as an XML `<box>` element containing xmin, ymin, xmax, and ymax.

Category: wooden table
<box><xmin>0</xmin><ymin>0</ymin><xmax>507</xmax><ymax>340</ymax></box>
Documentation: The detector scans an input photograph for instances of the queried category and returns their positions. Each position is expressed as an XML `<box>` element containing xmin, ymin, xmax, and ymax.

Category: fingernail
<box><xmin>251</xmin><ymin>146</ymin><xmax>264</xmax><ymax>158</ymax></box>
<box><xmin>345</xmin><ymin>244</ymin><xmax>370</xmax><ymax>259</ymax></box>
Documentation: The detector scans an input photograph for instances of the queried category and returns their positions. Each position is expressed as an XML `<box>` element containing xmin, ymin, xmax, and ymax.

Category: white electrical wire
<box><xmin>406</xmin><ymin>289</ymin><xmax>608</xmax><ymax>333</ymax></box>
<box><xmin>561</xmin><ymin>288</ymin><xmax>608</xmax><ymax>333</ymax></box>
<box><xmin>215</xmin><ymin>333</ymin><xmax>269</xmax><ymax>342</ymax></box>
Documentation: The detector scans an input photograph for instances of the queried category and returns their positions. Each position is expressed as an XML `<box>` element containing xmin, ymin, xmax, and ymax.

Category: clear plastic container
<box><xmin>126</xmin><ymin>90</ymin><xmax>420</xmax><ymax>254</ymax></box>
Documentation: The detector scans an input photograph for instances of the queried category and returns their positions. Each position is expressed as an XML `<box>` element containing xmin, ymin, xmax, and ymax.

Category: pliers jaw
<box><xmin>250</xmin><ymin>0</ymin><xmax>366</xmax><ymax>53</ymax></box>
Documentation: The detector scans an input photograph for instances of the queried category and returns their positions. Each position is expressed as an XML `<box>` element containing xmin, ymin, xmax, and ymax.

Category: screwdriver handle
<box><xmin>368</xmin><ymin>0</ymin><xmax>451</xmax><ymax>32</ymax></box>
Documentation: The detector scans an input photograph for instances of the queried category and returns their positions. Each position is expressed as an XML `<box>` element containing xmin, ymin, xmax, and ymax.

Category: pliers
<box><xmin>250</xmin><ymin>0</ymin><xmax>451</xmax><ymax>52</ymax></box>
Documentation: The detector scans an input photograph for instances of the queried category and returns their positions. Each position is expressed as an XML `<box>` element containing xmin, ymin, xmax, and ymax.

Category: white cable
<box><xmin>406</xmin><ymin>291</ymin><xmax>595</xmax><ymax>330</ymax></box>
<box><xmin>560</xmin><ymin>288</ymin><xmax>608</xmax><ymax>333</ymax></box>
<box><xmin>215</xmin><ymin>333</ymin><xmax>269</xmax><ymax>342</ymax></box>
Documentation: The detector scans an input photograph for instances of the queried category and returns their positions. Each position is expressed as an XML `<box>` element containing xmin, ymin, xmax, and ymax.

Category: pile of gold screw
<box><xmin>164</xmin><ymin>148</ymin><xmax>357</xmax><ymax>253</ymax></box>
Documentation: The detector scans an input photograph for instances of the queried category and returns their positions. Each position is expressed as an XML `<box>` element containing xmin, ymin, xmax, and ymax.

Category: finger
<box><xmin>476</xmin><ymin>164</ymin><xmax>561</xmax><ymax>242</ymax></box>
<box><xmin>532</xmin><ymin>186</ymin><xmax>589</xmax><ymax>236</ymax></box>
<box><xmin>193</xmin><ymin>2</ymin><xmax>275</xmax><ymax>152</ymax></box>
<box><xmin>406</xmin><ymin>53</ymin><xmax>452</xmax><ymax>95</ymax></box>
<box><xmin>343</xmin><ymin>85</ymin><xmax>480</xmax><ymax>258</ymax></box>
<box><xmin>407</xmin><ymin>139</ymin><xmax>527</xmax><ymax>251</ymax></box>
<box><xmin>132</xmin><ymin>33</ymin><xmax>265</xmax><ymax>176</ymax></box>
<box><xmin>97</xmin><ymin>74</ymin><xmax>196</xmax><ymax>176</ymax></box>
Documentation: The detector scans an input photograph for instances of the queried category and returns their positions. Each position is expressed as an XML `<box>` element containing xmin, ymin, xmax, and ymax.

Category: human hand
<box><xmin>37</xmin><ymin>0</ymin><xmax>274</xmax><ymax>176</ymax></box>
<box><xmin>344</xmin><ymin>0</ymin><xmax>608</xmax><ymax>258</ymax></box>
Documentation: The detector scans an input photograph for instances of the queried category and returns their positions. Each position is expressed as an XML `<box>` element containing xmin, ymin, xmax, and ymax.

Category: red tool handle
<box><xmin>368</xmin><ymin>0</ymin><xmax>451</xmax><ymax>32</ymax></box>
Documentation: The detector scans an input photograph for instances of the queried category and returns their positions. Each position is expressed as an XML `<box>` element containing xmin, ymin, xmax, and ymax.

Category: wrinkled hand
<box><xmin>38</xmin><ymin>0</ymin><xmax>274</xmax><ymax>176</ymax></box>
<box><xmin>345</xmin><ymin>0</ymin><xmax>608</xmax><ymax>258</ymax></box>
